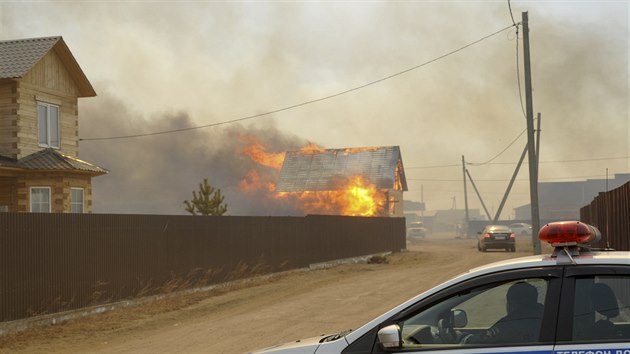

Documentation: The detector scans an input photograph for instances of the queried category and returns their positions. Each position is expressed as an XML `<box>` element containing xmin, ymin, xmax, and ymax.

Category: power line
<box><xmin>405</xmin><ymin>164</ymin><xmax>460</xmax><ymax>169</ymax></box>
<box><xmin>467</xmin><ymin>128</ymin><xmax>527</xmax><ymax>166</ymax></box>
<box><xmin>478</xmin><ymin>156</ymin><xmax>630</xmax><ymax>166</ymax></box>
<box><xmin>507</xmin><ymin>0</ymin><xmax>518</xmax><ymax>27</ymax></box>
<box><xmin>405</xmin><ymin>155</ymin><xmax>630</xmax><ymax>169</ymax></box>
<box><xmin>507</xmin><ymin>0</ymin><xmax>526</xmax><ymax>119</ymax></box>
<box><xmin>408</xmin><ymin>174</ymin><xmax>616</xmax><ymax>182</ymax></box>
<box><xmin>80</xmin><ymin>24</ymin><xmax>516</xmax><ymax>142</ymax></box>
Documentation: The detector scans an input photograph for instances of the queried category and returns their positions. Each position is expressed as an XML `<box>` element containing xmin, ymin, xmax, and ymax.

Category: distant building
<box><xmin>432</xmin><ymin>208</ymin><xmax>482</xmax><ymax>233</ymax></box>
<box><xmin>515</xmin><ymin>173</ymin><xmax>630</xmax><ymax>220</ymax></box>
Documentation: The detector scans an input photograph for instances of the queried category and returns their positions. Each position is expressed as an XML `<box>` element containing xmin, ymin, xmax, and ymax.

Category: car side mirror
<box><xmin>377</xmin><ymin>324</ymin><xmax>402</xmax><ymax>351</ymax></box>
<box><xmin>451</xmin><ymin>309</ymin><xmax>468</xmax><ymax>328</ymax></box>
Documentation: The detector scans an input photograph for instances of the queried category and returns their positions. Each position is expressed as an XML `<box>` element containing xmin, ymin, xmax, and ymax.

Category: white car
<box><xmin>406</xmin><ymin>221</ymin><xmax>427</xmax><ymax>239</ymax></box>
<box><xmin>249</xmin><ymin>221</ymin><xmax>630</xmax><ymax>354</ymax></box>
<box><xmin>509</xmin><ymin>222</ymin><xmax>533</xmax><ymax>236</ymax></box>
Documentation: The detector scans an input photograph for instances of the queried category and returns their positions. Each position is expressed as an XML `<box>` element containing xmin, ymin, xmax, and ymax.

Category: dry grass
<box><xmin>0</xmin><ymin>254</ymin><xmax>399</xmax><ymax>352</ymax></box>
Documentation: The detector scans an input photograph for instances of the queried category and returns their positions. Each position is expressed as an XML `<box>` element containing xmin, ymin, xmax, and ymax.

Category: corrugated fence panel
<box><xmin>0</xmin><ymin>213</ymin><xmax>405</xmax><ymax>322</ymax></box>
<box><xmin>580</xmin><ymin>181</ymin><xmax>630</xmax><ymax>251</ymax></box>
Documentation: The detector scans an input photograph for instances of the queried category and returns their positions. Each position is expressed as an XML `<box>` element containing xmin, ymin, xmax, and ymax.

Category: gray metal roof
<box><xmin>277</xmin><ymin>146</ymin><xmax>407</xmax><ymax>192</ymax></box>
<box><xmin>0</xmin><ymin>149</ymin><xmax>107</xmax><ymax>175</ymax></box>
<box><xmin>0</xmin><ymin>36</ymin><xmax>96</xmax><ymax>97</ymax></box>
<box><xmin>0</xmin><ymin>36</ymin><xmax>60</xmax><ymax>79</ymax></box>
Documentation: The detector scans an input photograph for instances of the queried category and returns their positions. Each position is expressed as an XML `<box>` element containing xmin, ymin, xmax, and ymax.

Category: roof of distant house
<box><xmin>277</xmin><ymin>146</ymin><xmax>407</xmax><ymax>192</ymax></box>
<box><xmin>0</xmin><ymin>36</ymin><xmax>96</xmax><ymax>97</ymax></box>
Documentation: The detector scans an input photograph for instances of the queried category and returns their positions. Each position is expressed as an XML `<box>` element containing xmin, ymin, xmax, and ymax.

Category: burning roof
<box><xmin>276</xmin><ymin>146</ymin><xmax>407</xmax><ymax>193</ymax></box>
<box><xmin>239</xmin><ymin>140</ymin><xmax>407</xmax><ymax>217</ymax></box>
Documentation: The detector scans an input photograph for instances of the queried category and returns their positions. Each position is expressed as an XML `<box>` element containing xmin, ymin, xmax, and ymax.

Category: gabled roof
<box><xmin>0</xmin><ymin>36</ymin><xmax>96</xmax><ymax>97</ymax></box>
<box><xmin>0</xmin><ymin>149</ymin><xmax>107</xmax><ymax>175</ymax></box>
<box><xmin>277</xmin><ymin>146</ymin><xmax>407</xmax><ymax>192</ymax></box>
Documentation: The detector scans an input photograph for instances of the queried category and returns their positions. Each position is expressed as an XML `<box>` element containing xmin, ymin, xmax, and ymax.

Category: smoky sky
<box><xmin>1</xmin><ymin>1</ymin><xmax>627</xmax><ymax>215</ymax></box>
<box><xmin>79</xmin><ymin>92</ymin><xmax>311</xmax><ymax>215</ymax></box>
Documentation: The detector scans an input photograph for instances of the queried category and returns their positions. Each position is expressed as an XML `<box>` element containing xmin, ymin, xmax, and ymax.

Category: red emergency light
<box><xmin>538</xmin><ymin>221</ymin><xmax>601</xmax><ymax>246</ymax></box>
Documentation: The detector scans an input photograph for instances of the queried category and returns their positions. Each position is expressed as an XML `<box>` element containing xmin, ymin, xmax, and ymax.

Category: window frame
<box><xmin>358</xmin><ymin>267</ymin><xmax>564</xmax><ymax>353</ymax></box>
<box><xmin>70</xmin><ymin>187</ymin><xmax>84</xmax><ymax>213</ymax></box>
<box><xmin>30</xmin><ymin>186</ymin><xmax>51</xmax><ymax>213</ymax></box>
<box><xmin>555</xmin><ymin>265</ymin><xmax>630</xmax><ymax>344</ymax></box>
<box><xmin>37</xmin><ymin>101</ymin><xmax>60</xmax><ymax>148</ymax></box>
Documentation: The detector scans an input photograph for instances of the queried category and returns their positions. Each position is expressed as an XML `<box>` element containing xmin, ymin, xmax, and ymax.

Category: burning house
<box><xmin>275</xmin><ymin>146</ymin><xmax>407</xmax><ymax>217</ymax></box>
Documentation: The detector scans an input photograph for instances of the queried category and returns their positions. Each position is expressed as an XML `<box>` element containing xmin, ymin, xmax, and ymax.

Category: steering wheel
<box><xmin>437</xmin><ymin>318</ymin><xmax>457</xmax><ymax>343</ymax></box>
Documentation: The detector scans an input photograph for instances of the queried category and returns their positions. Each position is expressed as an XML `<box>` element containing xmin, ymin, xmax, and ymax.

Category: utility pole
<box><xmin>466</xmin><ymin>169</ymin><xmax>492</xmax><ymax>222</ymax></box>
<box><xmin>523</xmin><ymin>11</ymin><xmax>542</xmax><ymax>254</ymax></box>
<box><xmin>462</xmin><ymin>155</ymin><xmax>470</xmax><ymax>237</ymax></box>
<box><xmin>493</xmin><ymin>144</ymin><xmax>528</xmax><ymax>223</ymax></box>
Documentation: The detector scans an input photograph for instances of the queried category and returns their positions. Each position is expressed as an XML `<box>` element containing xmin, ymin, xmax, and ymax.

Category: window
<box><xmin>71</xmin><ymin>188</ymin><xmax>84</xmax><ymax>213</ymax></box>
<box><xmin>396</xmin><ymin>278</ymin><xmax>550</xmax><ymax>350</ymax></box>
<box><xmin>572</xmin><ymin>275</ymin><xmax>630</xmax><ymax>341</ymax></box>
<box><xmin>37</xmin><ymin>102</ymin><xmax>60</xmax><ymax>148</ymax></box>
<box><xmin>30</xmin><ymin>187</ymin><xmax>51</xmax><ymax>213</ymax></box>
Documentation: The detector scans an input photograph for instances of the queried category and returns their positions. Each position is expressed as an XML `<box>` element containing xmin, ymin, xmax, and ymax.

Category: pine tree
<box><xmin>184</xmin><ymin>178</ymin><xmax>228</xmax><ymax>216</ymax></box>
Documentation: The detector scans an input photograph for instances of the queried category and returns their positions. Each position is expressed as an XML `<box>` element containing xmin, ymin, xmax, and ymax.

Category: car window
<box><xmin>398</xmin><ymin>278</ymin><xmax>549</xmax><ymax>350</ymax></box>
<box><xmin>572</xmin><ymin>275</ymin><xmax>630</xmax><ymax>342</ymax></box>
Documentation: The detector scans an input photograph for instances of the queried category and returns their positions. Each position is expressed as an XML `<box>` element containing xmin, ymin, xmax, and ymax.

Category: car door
<box><xmin>343</xmin><ymin>267</ymin><xmax>564</xmax><ymax>354</ymax></box>
<box><xmin>553</xmin><ymin>265</ymin><xmax>630</xmax><ymax>353</ymax></box>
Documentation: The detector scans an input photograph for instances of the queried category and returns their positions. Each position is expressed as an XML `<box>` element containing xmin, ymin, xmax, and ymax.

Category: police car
<box><xmin>249</xmin><ymin>221</ymin><xmax>630</xmax><ymax>354</ymax></box>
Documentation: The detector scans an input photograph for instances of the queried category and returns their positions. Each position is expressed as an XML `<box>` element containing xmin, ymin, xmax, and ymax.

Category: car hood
<box><xmin>246</xmin><ymin>336</ymin><xmax>323</xmax><ymax>354</ymax></box>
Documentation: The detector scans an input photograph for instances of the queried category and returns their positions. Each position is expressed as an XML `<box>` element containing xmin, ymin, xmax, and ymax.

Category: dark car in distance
<box><xmin>478</xmin><ymin>224</ymin><xmax>516</xmax><ymax>252</ymax></box>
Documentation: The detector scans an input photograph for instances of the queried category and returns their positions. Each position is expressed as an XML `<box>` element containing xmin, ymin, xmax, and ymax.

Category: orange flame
<box><xmin>239</xmin><ymin>170</ymin><xmax>276</xmax><ymax>193</ymax></box>
<box><xmin>239</xmin><ymin>134</ymin><xmax>285</xmax><ymax>170</ymax></box>
<box><xmin>239</xmin><ymin>138</ymin><xmax>386</xmax><ymax>216</ymax></box>
<box><xmin>278</xmin><ymin>175</ymin><xmax>386</xmax><ymax>216</ymax></box>
<box><xmin>299</xmin><ymin>143</ymin><xmax>326</xmax><ymax>154</ymax></box>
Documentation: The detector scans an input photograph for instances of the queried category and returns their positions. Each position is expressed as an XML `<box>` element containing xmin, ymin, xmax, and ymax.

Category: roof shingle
<box><xmin>277</xmin><ymin>146</ymin><xmax>407</xmax><ymax>192</ymax></box>
<box><xmin>0</xmin><ymin>36</ymin><xmax>60</xmax><ymax>79</ymax></box>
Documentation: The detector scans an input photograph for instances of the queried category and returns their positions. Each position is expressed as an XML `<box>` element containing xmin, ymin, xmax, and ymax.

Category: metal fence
<box><xmin>0</xmin><ymin>213</ymin><xmax>405</xmax><ymax>322</ymax></box>
<box><xmin>580</xmin><ymin>181</ymin><xmax>630</xmax><ymax>251</ymax></box>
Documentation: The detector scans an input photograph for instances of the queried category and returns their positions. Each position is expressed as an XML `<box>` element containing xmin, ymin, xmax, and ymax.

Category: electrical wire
<box><xmin>508</xmin><ymin>0</ymin><xmax>517</xmax><ymax>27</ymax></box>
<box><xmin>80</xmin><ymin>24</ymin><xmax>516</xmax><ymax>142</ymax></box>
<box><xmin>405</xmin><ymin>164</ymin><xmax>461</xmax><ymax>170</ymax></box>
<box><xmin>514</xmin><ymin>26</ymin><xmax>527</xmax><ymax>119</ymax></box>
<box><xmin>508</xmin><ymin>0</ymin><xmax>526</xmax><ymax>119</ymax></box>
<box><xmin>467</xmin><ymin>128</ymin><xmax>527</xmax><ymax>166</ymax></box>
<box><xmin>408</xmin><ymin>174</ymin><xmax>615</xmax><ymax>182</ymax></box>
<box><xmin>405</xmin><ymin>156</ymin><xmax>630</xmax><ymax>169</ymax></box>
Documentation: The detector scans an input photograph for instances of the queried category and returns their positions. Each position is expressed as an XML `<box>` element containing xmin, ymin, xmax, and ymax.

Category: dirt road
<box><xmin>1</xmin><ymin>234</ymin><xmax>543</xmax><ymax>354</ymax></box>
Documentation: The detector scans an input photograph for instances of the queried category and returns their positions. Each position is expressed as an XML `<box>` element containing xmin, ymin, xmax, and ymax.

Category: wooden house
<box><xmin>277</xmin><ymin>146</ymin><xmax>407</xmax><ymax>216</ymax></box>
<box><xmin>0</xmin><ymin>36</ymin><xmax>107</xmax><ymax>213</ymax></box>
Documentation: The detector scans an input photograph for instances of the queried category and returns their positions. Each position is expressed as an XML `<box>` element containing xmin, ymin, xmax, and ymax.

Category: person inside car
<box><xmin>462</xmin><ymin>281</ymin><xmax>544</xmax><ymax>344</ymax></box>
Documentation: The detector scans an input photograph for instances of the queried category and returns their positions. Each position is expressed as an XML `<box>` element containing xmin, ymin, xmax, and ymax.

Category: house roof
<box><xmin>277</xmin><ymin>146</ymin><xmax>407</xmax><ymax>192</ymax></box>
<box><xmin>0</xmin><ymin>36</ymin><xmax>96</xmax><ymax>97</ymax></box>
<box><xmin>0</xmin><ymin>149</ymin><xmax>107</xmax><ymax>175</ymax></box>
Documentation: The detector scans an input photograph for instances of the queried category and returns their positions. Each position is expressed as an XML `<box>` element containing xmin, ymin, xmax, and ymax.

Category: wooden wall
<box><xmin>0</xmin><ymin>177</ymin><xmax>17</xmax><ymax>211</ymax></box>
<box><xmin>17</xmin><ymin>49</ymin><xmax>80</xmax><ymax>159</ymax></box>
<box><xmin>13</xmin><ymin>173</ymin><xmax>92</xmax><ymax>213</ymax></box>
<box><xmin>0</xmin><ymin>81</ymin><xmax>18</xmax><ymax>158</ymax></box>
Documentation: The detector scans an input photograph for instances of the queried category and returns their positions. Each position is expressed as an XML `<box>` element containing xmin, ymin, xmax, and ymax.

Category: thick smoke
<box><xmin>80</xmin><ymin>93</ymin><xmax>311</xmax><ymax>215</ymax></box>
<box><xmin>1</xmin><ymin>1</ymin><xmax>627</xmax><ymax>214</ymax></box>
